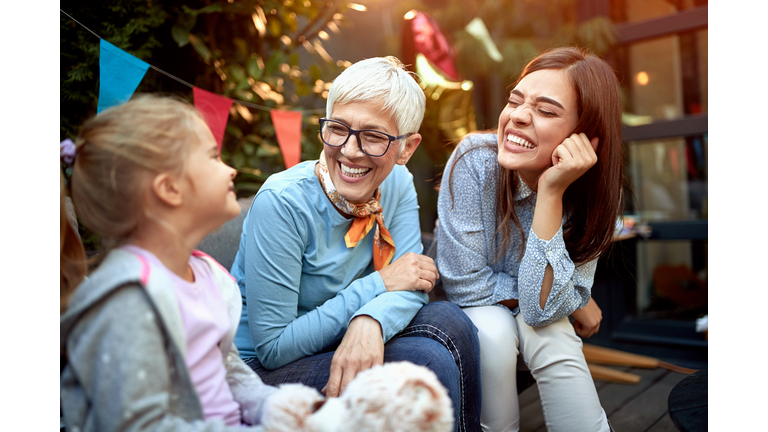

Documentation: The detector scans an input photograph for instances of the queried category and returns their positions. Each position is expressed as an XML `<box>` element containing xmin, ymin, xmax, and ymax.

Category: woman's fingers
<box><xmin>542</xmin><ymin>133</ymin><xmax>599</xmax><ymax>193</ymax></box>
<box><xmin>573</xmin><ymin>320</ymin><xmax>599</xmax><ymax>338</ymax></box>
<box><xmin>324</xmin><ymin>316</ymin><xmax>384</xmax><ymax>397</ymax></box>
<box><xmin>559</xmin><ymin>133</ymin><xmax>596</xmax><ymax>168</ymax></box>
<box><xmin>570</xmin><ymin>297</ymin><xmax>602</xmax><ymax>338</ymax></box>
<box><xmin>418</xmin><ymin>263</ymin><xmax>439</xmax><ymax>291</ymax></box>
<box><xmin>416</xmin><ymin>275</ymin><xmax>435</xmax><ymax>293</ymax></box>
<box><xmin>323</xmin><ymin>360</ymin><xmax>344</xmax><ymax>397</ymax></box>
<box><xmin>339</xmin><ymin>363</ymin><xmax>361</xmax><ymax>396</ymax></box>
<box><xmin>576</xmin><ymin>321</ymin><xmax>598</xmax><ymax>338</ymax></box>
<box><xmin>379</xmin><ymin>252</ymin><xmax>438</xmax><ymax>293</ymax></box>
<box><xmin>551</xmin><ymin>141</ymin><xmax>572</xmax><ymax>167</ymax></box>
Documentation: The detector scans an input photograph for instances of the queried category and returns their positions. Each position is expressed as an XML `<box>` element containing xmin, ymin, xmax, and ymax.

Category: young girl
<box><xmin>60</xmin><ymin>95</ymin><xmax>279</xmax><ymax>431</ymax></box>
<box><xmin>436</xmin><ymin>47</ymin><xmax>623</xmax><ymax>432</ymax></box>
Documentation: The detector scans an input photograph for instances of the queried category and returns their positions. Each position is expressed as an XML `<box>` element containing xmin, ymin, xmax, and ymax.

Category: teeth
<box><xmin>507</xmin><ymin>134</ymin><xmax>534</xmax><ymax>149</ymax></box>
<box><xmin>340</xmin><ymin>163</ymin><xmax>371</xmax><ymax>178</ymax></box>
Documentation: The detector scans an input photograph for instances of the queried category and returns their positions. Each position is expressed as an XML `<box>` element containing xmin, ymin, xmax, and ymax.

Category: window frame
<box><xmin>578</xmin><ymin>2</ymin><xmax>708</xmax><ymax>368</ymax></box>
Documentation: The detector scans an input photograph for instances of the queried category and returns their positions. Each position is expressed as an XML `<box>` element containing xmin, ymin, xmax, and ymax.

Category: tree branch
<box><xmin>291</xmin><ymin>0</ymin><xmax>338</xmax><ymax>49</ymax></box>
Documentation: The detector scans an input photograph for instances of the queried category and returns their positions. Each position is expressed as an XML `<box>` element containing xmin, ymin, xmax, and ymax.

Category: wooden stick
<box><xmin>582</xmin><ymin>343</ymin><xmax>659</xmax><ymax>368</ymax></box>
<box><xmin>587</xmin><ymin>363</ymin><xmax>641</xmax><ymax>384</ymax></box>
<box><xmin>658</xmin><ymin>361</ymin><xmax>698</xmax><ymax>375</ymax></box>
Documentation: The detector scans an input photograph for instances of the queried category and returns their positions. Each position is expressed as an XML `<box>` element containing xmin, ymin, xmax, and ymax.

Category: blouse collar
<box><xmin>514</xmin><ymin>171</ymin><xmax>535</xmax><ymax>202</ymax></box>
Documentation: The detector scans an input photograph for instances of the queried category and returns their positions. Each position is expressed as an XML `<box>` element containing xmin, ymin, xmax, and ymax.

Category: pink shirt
<box><xmin>122</xmin><ymin>245</ymin><xmax>242</xmax><ymax>426</ymax></box>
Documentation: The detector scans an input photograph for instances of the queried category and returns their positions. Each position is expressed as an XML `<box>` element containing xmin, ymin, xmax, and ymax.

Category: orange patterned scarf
<box><xmin>317</xmin><ymin>151</ymin><xmax>395</xmax><ymax>270</ymax></box>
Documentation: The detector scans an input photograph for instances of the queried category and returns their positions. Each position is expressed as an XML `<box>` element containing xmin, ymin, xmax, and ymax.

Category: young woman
<box><xmin>436</xmin><ymin>47</ymin><xmax>623</xmax><ymax>432</ymax></box>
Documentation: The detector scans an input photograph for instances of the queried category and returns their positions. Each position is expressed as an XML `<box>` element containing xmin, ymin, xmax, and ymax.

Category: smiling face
<box><xmin>321</xmin><ymin>100</ymin><xmax>420</xmax><ymax>204</ymax></box>
<box><xmin>497</xmin><ymin>69</ymin><xmax>579</xmax><ymax>189</ymax></box>
<box><xmin>183</xmin><ymin>119</ymin><xmax>241</xmax><ymax>227</ymax></box>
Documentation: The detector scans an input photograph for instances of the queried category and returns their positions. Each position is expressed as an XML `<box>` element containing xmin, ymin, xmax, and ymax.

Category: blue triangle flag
<box><xmin>97</xmin><ymin>39</ymin><xmax>150</xmax><ymax>113</ymax></box>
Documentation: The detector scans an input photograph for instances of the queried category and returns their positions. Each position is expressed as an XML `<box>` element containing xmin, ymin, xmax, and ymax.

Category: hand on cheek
<box><xmin>538</xmin><ymin>133</ymin><xmax>598</xmax><ymax>195</ymax></box>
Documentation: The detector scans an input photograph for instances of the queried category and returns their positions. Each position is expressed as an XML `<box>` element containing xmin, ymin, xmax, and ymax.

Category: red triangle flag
<box><xmin>193</xmin><ymin>87</ymin><xmax>233</xmax><ymax>152</ymax></box>
<box><xmin>270</xmin><ymin>109</ymin><xmax>303</xmax><ymax>169</ymax></box>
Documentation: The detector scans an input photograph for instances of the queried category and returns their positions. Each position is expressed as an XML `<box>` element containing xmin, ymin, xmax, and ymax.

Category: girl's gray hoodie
<box><xmin>60</xmin><ymin>248</ymin><xmax>278</xmax><ymax>432</ymax></box>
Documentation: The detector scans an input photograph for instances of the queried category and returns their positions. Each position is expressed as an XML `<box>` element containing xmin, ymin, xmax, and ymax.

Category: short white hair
<box><xmin>326</xmin><ymin>57</ymin><xmax>426</xmax><ymax>150</ymax></box>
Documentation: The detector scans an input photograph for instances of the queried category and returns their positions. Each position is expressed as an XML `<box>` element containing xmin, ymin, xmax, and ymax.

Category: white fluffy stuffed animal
<box><xmin>261</xmin><ymin>361</ymin><xmax>454</xmax><ymax>432</ymax></box>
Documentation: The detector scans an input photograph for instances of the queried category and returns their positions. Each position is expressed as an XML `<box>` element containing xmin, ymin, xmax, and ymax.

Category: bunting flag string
<box><xmin>61</xmin><ymin>9</ymin><xmax>316</xmax><ymax>164</ymax></box>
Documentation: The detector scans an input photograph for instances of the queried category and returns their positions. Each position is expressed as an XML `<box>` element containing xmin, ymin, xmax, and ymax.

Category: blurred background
<box><xmin>60</xmin><ymin>0</ymin><xmax>708</xmax><ymax>367</ymax></box>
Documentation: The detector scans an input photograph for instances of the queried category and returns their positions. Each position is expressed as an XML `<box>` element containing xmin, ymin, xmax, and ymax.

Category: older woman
<box><xmin>231</xmin><ymin>56</ymin><xmax>481</xmax><ymax>432</ymax></box>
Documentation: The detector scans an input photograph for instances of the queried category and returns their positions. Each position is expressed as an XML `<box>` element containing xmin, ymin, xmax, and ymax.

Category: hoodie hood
<box><xmin>61</xmin><ymin>248</ymin><xmax>239</xmax><ymax>360</ymax></box>
<box><xmin>60</xmin><ymin>248</ymin><xmax>187</xmax><ymax>358</ymax></box>
<box><xmin>61</xmin><ymin>249</ymin><xmax>144</xmax><ymax>349</ymax></box>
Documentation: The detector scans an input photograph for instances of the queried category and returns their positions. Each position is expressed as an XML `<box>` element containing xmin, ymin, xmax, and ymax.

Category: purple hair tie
<box><xmin>60</xmin><ymin>138</ymin><xmax>76</xmax><ymax>167</ymax></box>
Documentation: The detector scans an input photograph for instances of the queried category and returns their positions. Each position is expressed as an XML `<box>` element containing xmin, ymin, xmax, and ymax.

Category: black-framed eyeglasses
<box><xmin>318</xmin><ymin>118</ymin><xmax>414</xmax><ymax>157</ymax></box>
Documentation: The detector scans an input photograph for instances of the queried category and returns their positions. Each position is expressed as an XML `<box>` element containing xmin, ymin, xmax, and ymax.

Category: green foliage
<box><xmin>60</xmin><ymin>0</ymin><xmax>167</xmax><ymax>141</ymax></box>
<box><xmin>61</xmin><ymin>0</ymin><xmax>359</xmax><ymax>250</ymax></box>
<box><xmin>61</xmin><ymin>0</ymin><xmax>173</xmax><ymax>251</ymax></box>
<box><xmin>60</xmin><ymin>0</ymin><xmax>619</xmax><ymax>247</ymax></box>
<box><xmin>162</xmin><ymin>1</ymin><xmax>357</xmax><ymax>195</ymax></box>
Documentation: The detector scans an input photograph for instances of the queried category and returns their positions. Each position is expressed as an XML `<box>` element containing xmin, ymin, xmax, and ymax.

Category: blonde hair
<box><xmin>326</xmin><ymin>56</ymin><xmax>426</xmax><ymax>150</ymax></box>
<box><xmin>71</xmin><ymin>94</ymin><xmax>206</xmax><ymax>246</ymax></box>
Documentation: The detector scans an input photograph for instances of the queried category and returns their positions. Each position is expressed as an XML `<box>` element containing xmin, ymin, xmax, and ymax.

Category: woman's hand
<box><xmin>378</xmin><ymin>252</ymin><xmax>438</xmax><ymax>293</ymax></box>
<box><xmin>498</xmin><ymin>298</ymin><xmax>519</xmax><ymax>311</ymax></box>
<box><xmin>537</xmin><ymin>133</ymin><xmax>599</xmax><ymax>195</ymax></box>
<box><xmin>323</xmin><ymin>315</ymin><xmax>384</xmax><ymax>397</ymax></box>
<box><xmin>571</xmin><ymin>297</ymin><xmax>602</xmax><ymax>338</ymax></box>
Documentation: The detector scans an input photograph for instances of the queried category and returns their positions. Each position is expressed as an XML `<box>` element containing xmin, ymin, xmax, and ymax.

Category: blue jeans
<box><xmin>244</xmin><ymin>301</ymin><xmax>482</xmax><ymax>432</ymax></box>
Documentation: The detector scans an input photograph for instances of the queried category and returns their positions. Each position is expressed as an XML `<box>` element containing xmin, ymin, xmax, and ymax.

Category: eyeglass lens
<box><xmin>322</xmin><ymin>121</ymin><xmax>391</xmax><ymax>156</ymax></box>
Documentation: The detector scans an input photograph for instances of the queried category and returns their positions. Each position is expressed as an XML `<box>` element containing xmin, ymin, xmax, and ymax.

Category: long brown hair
<box><xmin>450</xmin><ymin>46</ymin><xmax>624</xmax><ymax>265</ymax></box>
<box><xmin>61</xmin><ymin>172</ymin><xmax>86</xmax><ymax>313</ymax></box>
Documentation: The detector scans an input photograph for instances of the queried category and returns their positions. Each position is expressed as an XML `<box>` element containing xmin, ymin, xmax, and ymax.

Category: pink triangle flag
<box><xmin>270</xmin><ymin>109</ymin><xmax>303</xmax><ymax>169</ymax></box>
<box><xmin>193</xmin><ymin>87</ymin><xmax>233</xmax><ymax>152</ymax></box>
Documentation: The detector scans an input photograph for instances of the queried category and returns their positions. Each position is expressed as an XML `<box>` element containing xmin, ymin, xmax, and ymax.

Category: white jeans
<box><xmin>462</xmin><ymin>305</ymin><xmax>610</xmax><ymax>432</ymax></box>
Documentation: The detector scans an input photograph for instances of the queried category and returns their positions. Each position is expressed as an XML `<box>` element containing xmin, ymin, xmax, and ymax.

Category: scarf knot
<box><xmin>317</xmin><ymin>151</ymin><xmax>395</xmax><ymax>270</ymax></box>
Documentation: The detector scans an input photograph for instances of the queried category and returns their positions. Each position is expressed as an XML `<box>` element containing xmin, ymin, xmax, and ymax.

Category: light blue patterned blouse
<box><xmin>436</xmin><ymin>134</ymin><xmax>594</xmax><ymax>327</ymax></box>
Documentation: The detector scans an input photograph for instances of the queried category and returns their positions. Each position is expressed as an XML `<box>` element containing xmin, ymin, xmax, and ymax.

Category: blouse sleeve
<box><xmin>436</xmin><ymin>140</ymin><xmax>519</xmax><ymax>307</ymax></box>
<box><xmin>516</xmin><ymin>226</ymin><xmax>595</xmax><ymax>326</ymax></box>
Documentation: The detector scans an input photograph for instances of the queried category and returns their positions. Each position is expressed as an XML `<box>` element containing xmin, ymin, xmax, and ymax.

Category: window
<box><xmin>580</xmin><ymin>0</ymin><xmax>708</xmax><ymax>367</ymax></box>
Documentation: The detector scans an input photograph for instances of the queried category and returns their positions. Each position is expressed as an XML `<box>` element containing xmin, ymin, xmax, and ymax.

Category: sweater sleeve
<box><xmin>516</xmin><ymin>226</ymin><xmax>595</xmax><ymax>326</ymax></box>
<box><xmin>223</xmin><ymin>345</ymin><xmax>278</xmax><ymax>426</ymax></box>
<box><xmin>436</xmin><ymin>140</ymin><xmax>519</xmax><ymax>307</ymax></box>
<box><xmin>61</xmin><ymin>285</ymin><xmax>263</xmax><ymax>432</ymax></box>
<box><xmin>242</xmin><ymin>189</ymin><xmax>386</xmax><ymax>370</ymax></box>
<box><xmin>351</xmin><ymin>165</ymin><xmax>428</xmax><ymax>343</ymax></box>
